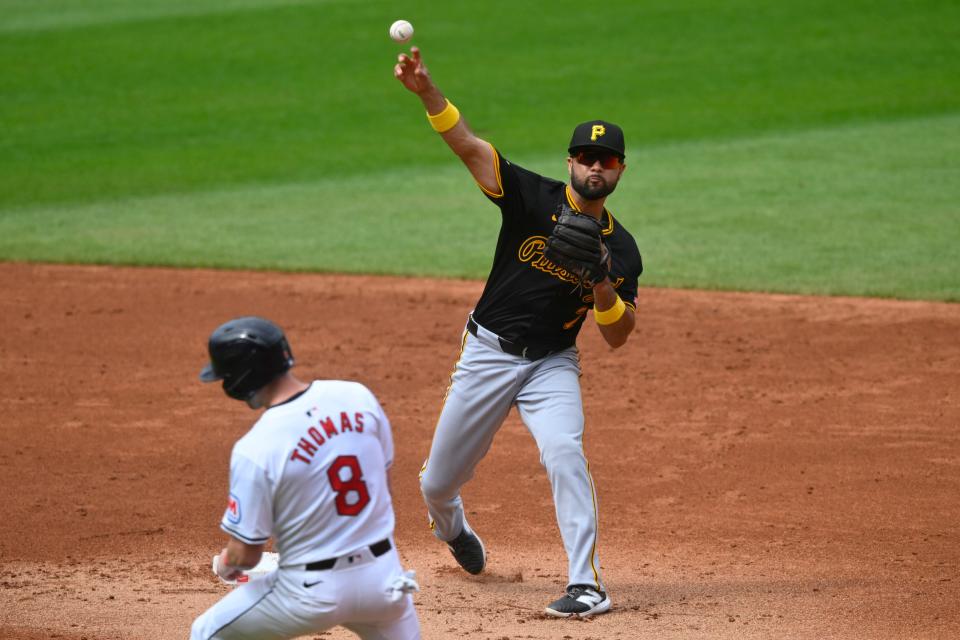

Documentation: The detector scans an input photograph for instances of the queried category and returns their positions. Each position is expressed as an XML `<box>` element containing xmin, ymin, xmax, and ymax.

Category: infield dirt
<box><xmin>1</xmin><ymin>263</ymin><xmax>958</xmax><ymax>639</ymax></box>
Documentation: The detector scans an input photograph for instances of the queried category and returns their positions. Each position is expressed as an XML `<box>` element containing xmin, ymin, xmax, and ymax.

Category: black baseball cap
<box><xmin>568</xmin><ymin>120</ymin><xmax>625</xmax><ymax>158</ymax></box>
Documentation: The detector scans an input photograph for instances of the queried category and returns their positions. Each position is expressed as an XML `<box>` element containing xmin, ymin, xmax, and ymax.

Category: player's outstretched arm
<box><xmin>394</xmin><ymin>47</ymin><xmax>498</xmax><ymax>194</ymax></box>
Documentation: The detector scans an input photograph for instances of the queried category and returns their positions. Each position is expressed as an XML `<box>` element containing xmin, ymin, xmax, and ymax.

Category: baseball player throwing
<box><xmin>394</xmin><ymin>47</ymin><xmax>642</xmax><ymax>617</ymax></box>
<box><xmin>190</xmin><ymin>316</ymin><xmax>421</xmax><ymax>639</ymax></box>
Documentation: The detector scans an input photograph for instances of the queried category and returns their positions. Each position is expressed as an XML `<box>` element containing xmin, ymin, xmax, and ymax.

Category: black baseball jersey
<box><xmin>471</xmin><ymin>148</ymin><xmax>643</xmax><ymax>352</ymax></box>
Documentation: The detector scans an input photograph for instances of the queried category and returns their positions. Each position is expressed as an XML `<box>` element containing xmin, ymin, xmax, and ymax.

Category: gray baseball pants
<box><xmin>419</xmin><ymin>316</ymin><xmax>604</xmax><ymax>591</ymax></box>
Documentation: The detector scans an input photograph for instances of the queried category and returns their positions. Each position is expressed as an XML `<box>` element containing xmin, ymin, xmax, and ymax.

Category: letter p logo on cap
<box><xmin>568</xmin><ymin>120</ymin><xmax>625</xmax><ymax>157</ymax></box>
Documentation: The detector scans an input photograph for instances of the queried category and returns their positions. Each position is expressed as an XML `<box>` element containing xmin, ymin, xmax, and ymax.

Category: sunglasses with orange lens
<box><xmin>573</xmin><ymin>150</ymin><xmax>623</xmax><ymax>169</ymax></box>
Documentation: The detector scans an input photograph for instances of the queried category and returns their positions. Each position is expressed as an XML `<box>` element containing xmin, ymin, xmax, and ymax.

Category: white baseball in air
<box><xmin>389</xmin><ymin>19</ymin><xmax>414</xmax><ymax>43</ymax></box>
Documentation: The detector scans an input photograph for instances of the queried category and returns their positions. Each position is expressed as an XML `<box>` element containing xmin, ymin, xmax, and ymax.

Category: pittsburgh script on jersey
<box><xmin>519</xmin><ymin>235</ymin><xmax>626</xmax><ymax>290</ymax></box>
<box><xmin>289</xmin><ymin>410</ymin><xmax>366</xmax><ymax>464</ymax></box>
<box><xmin>517</xmin><ymin>236</ymin><xmax>581</xmax><ymax>285</ymax></box>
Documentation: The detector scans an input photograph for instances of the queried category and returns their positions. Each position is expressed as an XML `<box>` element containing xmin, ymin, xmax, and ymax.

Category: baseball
<box><xmin>389</xmin><ymin>19</ymin><xmax>414</xmax><ymax>43</ymax></box>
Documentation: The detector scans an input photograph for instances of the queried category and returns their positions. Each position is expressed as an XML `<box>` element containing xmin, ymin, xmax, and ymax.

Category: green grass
<box><xmin>1</xmin><ymin>0</ymin><xmax>958</xmax><ymax>300</ymax></box>
<box><xmin>3</xmin><ymin>114</ymin><xmax>957</xmax><ymax>299</ymax></box>
<box><xmin>626</xmin><ymin>114</ymin><xmax>960</xmax><ymax>300</ymax></box>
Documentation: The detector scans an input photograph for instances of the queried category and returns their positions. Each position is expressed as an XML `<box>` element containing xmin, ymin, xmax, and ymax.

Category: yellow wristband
<box><xmin>594</xmin><ymin>296</ymin><xmax>626</xmax><ymax>325</ymax></box>
<box><xmin>427</xmin><ymin>100</ymin><xmax>460</xmax><ymax>133</ymax></box>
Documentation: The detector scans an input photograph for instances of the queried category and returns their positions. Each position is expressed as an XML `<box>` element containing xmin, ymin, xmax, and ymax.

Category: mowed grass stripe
<box><xmin>1</xmin><ymin>0</ymin><xmax>957</xmax><ymax>208</ymax></box>
<box><xmin>2</xmin><ymin>114</ymin><xmax>957</xmax><ymax>300</ymax></box>
<box><xmin>0</xmin><ymin>0</ymin><xmax>330</xmax><ymax>33</ymax></box>
<box><xmin>624</xmin><ymin>113</ymin><xmax>960</xmax><ymax>301</ymax></box>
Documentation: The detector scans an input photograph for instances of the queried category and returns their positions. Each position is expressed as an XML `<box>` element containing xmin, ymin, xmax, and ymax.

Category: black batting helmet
<box><xmin>199</xmin><ymin>316</ymin><xmax>294</xmax><ymax>401</ymax></box>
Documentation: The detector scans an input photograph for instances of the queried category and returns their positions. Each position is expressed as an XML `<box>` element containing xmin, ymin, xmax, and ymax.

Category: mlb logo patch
<box><xmin>226</xmin><ymin>493</ymin><xmax>242</xmax><ymax>525</ymax></box>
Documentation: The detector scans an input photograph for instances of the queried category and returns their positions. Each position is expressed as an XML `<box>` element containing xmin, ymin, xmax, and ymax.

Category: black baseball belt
<box><xmin>298</xmin><ymin>538</ymin><xmax>391</xmax><ymax>571</ymax></box>
<box><xmin>466</xmin><ymin>315</ymin><xmax>555</xmax><ymax>361</ymax></box>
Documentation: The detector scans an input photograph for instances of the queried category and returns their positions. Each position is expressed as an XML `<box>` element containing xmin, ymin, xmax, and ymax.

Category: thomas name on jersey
<box><xmin>290</xmin><ymin>410</ymin><xmax>366</xmax><ymax>465</ymax></box>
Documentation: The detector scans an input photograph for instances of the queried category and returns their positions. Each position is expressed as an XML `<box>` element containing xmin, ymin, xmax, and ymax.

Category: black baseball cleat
<box><xmin>544</xmin><ymin>584</ymin><xmax>612</xmax><ymax>618</ymax></box>
<box><xmin>446</xmin><ymin>527</ymin><xmax>486</xmax><ymax>575</ymax></box>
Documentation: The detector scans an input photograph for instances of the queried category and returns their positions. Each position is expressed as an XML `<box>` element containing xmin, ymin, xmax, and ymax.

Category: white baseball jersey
<box><xmin>221</xmin><ymin>380</ymin><xmax>395</xmax><ymax>564</ymax></box>
<box><xmin>192</xmin><ymin>380</ymin><xmax>420</xmax><ymax>640</ymax></box>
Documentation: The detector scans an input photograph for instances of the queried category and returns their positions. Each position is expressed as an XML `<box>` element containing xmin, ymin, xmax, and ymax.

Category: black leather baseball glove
<box><xmin>544</xmin><ymin>206</ymin><xmax>610</xmax><ymax>288</ymax></box>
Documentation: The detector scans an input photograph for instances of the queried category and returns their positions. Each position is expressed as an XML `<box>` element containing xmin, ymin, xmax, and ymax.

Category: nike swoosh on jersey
<box><xmin>303</xmin><ymin>580</ymin><xmax>324</xmax><ymax>588</ymax></box>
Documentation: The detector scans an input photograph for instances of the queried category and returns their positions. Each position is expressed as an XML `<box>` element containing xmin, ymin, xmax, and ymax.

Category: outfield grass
<box><xmin>1</xmin><ymin>0</ymin><xmax>958</xmax><ymax>299</ymax></box>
